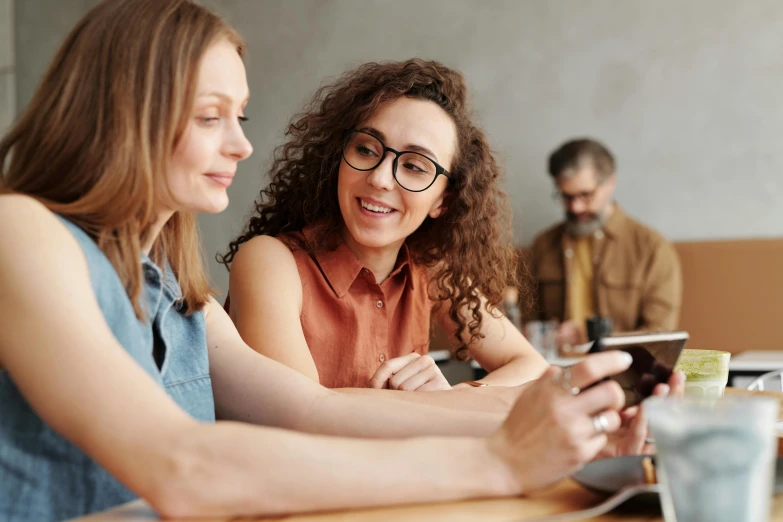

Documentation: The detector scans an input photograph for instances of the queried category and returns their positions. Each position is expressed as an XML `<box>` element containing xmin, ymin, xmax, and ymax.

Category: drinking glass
<box><xmin>674</xmin><ymin>349</ymin><xmax>731</xmax><ymax>398</ymax></box>
<box><xmin>524</xmin><ymin>320</ymin><xmax>559</xmax><ymax>362</ymax></box>
<box><xmin>646</xmin><ymin>396</ymin><xmax>779</xmax><ymax>522</ymax></box>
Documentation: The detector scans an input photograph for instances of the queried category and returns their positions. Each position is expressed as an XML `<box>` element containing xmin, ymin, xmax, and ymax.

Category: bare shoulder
<box><xmin>228</xmin><ymin>235</ymin><xmax>303</xmax><ymax>308</ymax></box>
<box><xmin>0</xmin><ymin>193</ymin><xmax>54</xmax><ymax>227</ymax></box>
<box><xmin>232</xmin><ymin>235</ymin><xmax>299</xmax><ymax>273</ymax></box>
<box><xmin>0</xmin><ymin>195</ymin><xmax>94</xmax><ymax>364</ymax></box>
<box><xmin>0</xmin><ymin>194</ymin><xmax>83</xmax><ymax>263</ymax></box>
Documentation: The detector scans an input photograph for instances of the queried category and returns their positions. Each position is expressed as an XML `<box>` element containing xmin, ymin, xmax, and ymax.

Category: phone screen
<box><xmin>589</xmin><ymin>331</ymin><xmax>689</xmax><ymax>407</ymax></box>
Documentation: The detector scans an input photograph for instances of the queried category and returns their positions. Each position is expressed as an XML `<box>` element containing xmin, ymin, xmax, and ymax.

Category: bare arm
<box><xmin>228</xmin><ymin>235</ymin><xmax>319</xmax><ymax>382</ymax></box>
<box><xmin>227</xmin><ymin>235</ymin><xmax>520</xmax><ymax>412</ymax></box>
<box><xmin>0</xmin><ymin>196</ymin><xmax>643</xmax><ymax>519</ymax></box>
<box><xmin>434</xmin><ymin>297</ymin><xmax>549</xmax><ymax>388</ymax></box>
<box><xmin>210</xmin><ymin>295</ymin><xmax>505</xmax><ymax>436</ymax></box>
<box><xmin>337</xmin><ymin>375</ymin><xmax>521</xmax><ymax>412</ymax></box>
<box><xmin>206</xmin><ymin>300</ymin><xmax>636</xmax><ymax>514</ymax></box>
<box><xmin>0</xmin><ymin>197</ymin><xmax>198</xmax><ymax>506</ymax></box>
<box><xmin>0</xmin><ymin>196</ymin><xmax>518</xmax><ymax>517</ymax></box>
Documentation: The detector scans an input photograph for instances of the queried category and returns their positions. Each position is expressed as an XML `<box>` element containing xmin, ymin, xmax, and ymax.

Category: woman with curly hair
<box><xmin>0</xmin><ymin>1</ymin><xmax>681</xmax><ymax>517</ymax></box>
<box><xmin>221</xmin><ymin>59</ymin><xmax>549</xmax><ymax>392</ymax></box>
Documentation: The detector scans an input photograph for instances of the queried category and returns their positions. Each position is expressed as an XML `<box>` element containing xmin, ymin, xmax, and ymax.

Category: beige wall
<box><xmin>14</xmin><ymin>1</ymin><xmax>783</xmax><ymax>298</ymax></box>
<box><xmin>0</xmin><ymin>0</ymin><xmax>14</xmax><ymax>136</ymax></box>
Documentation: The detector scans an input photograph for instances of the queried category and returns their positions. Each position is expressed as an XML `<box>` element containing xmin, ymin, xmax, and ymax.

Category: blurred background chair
<box><xmin>746</xmin><ymin>369</ymin><xmax>783</xmax><ymax>392</ymax></box>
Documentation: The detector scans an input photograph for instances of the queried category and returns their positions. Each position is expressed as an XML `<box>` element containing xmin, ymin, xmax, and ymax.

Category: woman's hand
<box><xmin>556</xmin><ymin>320</ymin><xmax>588</xmax><ymax>353</ymax></box>
<box><xmin>487</xmin><ymin>352</ymin><xmax>631</xmax><ymax>492</ymax></box>
<box><xmin>368</xmin><ymin>353</ymin><xmax>452</xmax><ymax>391</ymax></box>
<box><xmin>596</xmin><ymin>370</ymin><xmax>686</xmax><ymax>459</ymax></box>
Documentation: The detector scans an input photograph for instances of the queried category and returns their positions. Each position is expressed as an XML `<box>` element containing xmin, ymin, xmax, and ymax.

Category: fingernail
<box><xmin>619</xmin><ymin>352</ymin><xmax>633</xmax><ymax>366</ymax></box>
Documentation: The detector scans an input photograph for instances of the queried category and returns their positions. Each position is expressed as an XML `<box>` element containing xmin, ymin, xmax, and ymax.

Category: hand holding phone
<box><xmin>589</xmin><ymin>331</ymin><xmax>689</xmax><ymax>407</ymax></box>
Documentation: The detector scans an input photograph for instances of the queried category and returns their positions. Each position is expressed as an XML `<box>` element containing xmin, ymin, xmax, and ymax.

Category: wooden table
<box><xmin>724</xmin><ymin>386</ymin><xmax>783</xmax><ymax>412</ymax></box>
<box><xmin>71</xmin><ymin>476</ymin><xmax>783</xmax><ymax>522</ymax></box>
<box><xmin>68</xmin><ymin>479</ymin><xmax>657</xmax><ymax>521</ymax></box>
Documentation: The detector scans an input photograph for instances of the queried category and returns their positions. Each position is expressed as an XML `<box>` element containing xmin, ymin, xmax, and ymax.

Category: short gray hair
<box><xmin>548</xmin><ymin>138</ymin><xmax>615</xmax><ymax>182</ymax></box>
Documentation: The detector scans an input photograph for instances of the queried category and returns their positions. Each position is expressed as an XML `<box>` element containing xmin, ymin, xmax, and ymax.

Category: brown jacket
<box><xmin>528</xmin><ymin>206</ymin><xmax>682</xmax><ymax>332</ymax></box>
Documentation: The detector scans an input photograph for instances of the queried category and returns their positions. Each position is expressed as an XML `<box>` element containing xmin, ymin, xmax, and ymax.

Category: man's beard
<box><xmin>565</xmin><ymin>208</ymin><xmax>607</xmax><ymax>238</ymax></box>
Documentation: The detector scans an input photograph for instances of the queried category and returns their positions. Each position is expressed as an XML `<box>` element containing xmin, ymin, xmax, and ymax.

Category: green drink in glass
<box><xmin>674</xmin><ymin>349</ymin><xmax>731</xmax><ymax>398</ymax></box>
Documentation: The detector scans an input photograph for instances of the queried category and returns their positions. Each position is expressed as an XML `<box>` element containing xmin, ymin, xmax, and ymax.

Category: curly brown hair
<box><xmin>220</xmin><ymin>58</ymin><xmax>525</xmax><ymax>359</ymax></box>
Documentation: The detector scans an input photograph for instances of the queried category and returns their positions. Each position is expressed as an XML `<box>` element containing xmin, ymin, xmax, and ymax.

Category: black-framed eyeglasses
<box><xmin>342</xmin><ymin>130</ymin><xmax>452</xmax><ymax>193</ymax></box>
<box><xmin>552</xmin><ymin>184</ymin><xmax>602</xmax><ymax>205</ymax></box>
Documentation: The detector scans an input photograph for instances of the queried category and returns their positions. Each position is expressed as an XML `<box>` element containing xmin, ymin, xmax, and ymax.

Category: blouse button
<box><xmin>379</xmin><ymin>354</ymin><xmax>386</xmax><ymax>363</ymax></box>
<box><xmin>376</xmin><ymin>300</ymin><xmax>384</xmax><ymax>308</ymax></box>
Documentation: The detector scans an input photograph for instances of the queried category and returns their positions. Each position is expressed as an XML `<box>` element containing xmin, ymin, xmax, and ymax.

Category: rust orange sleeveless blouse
<box><xmin>279</xmin><ymin>227</ymin><xmax>435</xmax><ymax>388</ymax></box>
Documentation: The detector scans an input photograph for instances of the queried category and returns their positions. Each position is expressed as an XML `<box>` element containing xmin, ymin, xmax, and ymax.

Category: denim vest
<box><xmin>0</xmin><ymin>217</ymin><xmax>215</xmax><ymax>521</ymax></box>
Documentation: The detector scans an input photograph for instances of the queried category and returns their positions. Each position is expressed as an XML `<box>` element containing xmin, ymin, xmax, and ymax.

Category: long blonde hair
<box><xmin>0</xmin><ymin>0</ymin><xmax>245</xmax><ymax>318</ymax></box>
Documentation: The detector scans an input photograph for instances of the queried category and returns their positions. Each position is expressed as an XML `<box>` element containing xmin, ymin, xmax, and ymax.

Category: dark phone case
<box><xmin>589</xmin><ymin>334</ymin><xmax>688</xmax><ymax>407</ymax></box>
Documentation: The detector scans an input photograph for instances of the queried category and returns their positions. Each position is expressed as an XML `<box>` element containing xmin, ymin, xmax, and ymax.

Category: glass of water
<box><xmin>523</xmin><ymin>320</ymin><xmax>559</xmax><ymax>362</ymax></box>
<box><xmin>645</xmin><ymin>396</ymin><xmax>779</xmax><ymax>522</ymax></box>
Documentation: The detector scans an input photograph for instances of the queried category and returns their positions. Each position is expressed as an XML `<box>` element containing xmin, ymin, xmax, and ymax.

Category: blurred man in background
<box><xmin>529</xmin><ymin>138</ymin><xmax>682</xmax><ymax>352</ymax></box>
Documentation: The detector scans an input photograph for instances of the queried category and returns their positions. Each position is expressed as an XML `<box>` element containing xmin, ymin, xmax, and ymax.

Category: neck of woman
<box><xmin>340</xmin><ymin>227</ymin><xmax>405</xmax><ymax>285</ymax></box>
<box><xmin>141</xmin><ymin>211</ymin><xmax>174</xmax><ymax>256</ymax></box>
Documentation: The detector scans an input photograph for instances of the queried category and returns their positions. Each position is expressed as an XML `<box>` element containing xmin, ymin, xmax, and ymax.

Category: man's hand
<box><xmin>368</xmin><ymin>353</ymin><xmax>452</xmax><ymax>392</ymax></box>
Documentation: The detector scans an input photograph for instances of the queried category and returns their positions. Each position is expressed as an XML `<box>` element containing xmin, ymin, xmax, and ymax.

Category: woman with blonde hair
<box><xmin>221</xmin><ymin>59</ymin><xmax>548</xmax><ymax>391</ymax></box>
<box><xmin>0</xmin><ymin>0</ymin><xmax>677</xmax><ymax>520</ymax></box>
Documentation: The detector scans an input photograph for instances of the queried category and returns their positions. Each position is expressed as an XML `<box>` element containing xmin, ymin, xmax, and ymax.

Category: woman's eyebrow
<box><xmin>357</xmin><ymin>126</ymin><xmax>439</xmax><ymax>161</ymax></box>
<box><xmin>402</xmin><ymin>143</ymin><xmax>438</xmax><ymax>160</ymax></box>
<box><xmin>197</xmin><ymin>91</ymin><xmax>250</xmax><ymax>105</ymax></box>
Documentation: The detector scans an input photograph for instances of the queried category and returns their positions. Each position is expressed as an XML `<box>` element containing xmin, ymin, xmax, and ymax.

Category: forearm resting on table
<box><xmin>151</xmin><ymin>421</ymin><xmax>517</xmax><ymax>518</ymax></box>
<box><xmin>471</xmin><ymin>354</ymin><xmax>549</xmax><ymax>387</ymax></box>
<box><xmin>335</xmin><ymin>385</ymin><xmax>519</xmax><ymax>415</ymax></box>
<box><xmin>295</xmin><ymin>389</ymin><xmax>505</xmax><ymax>437</ymax></box>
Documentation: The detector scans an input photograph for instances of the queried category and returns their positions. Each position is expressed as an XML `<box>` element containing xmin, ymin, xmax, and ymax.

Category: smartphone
<box><xmin>589</xmin><ymin>331</ymin><xmax>689</xmax><ymax>407</ymax></box>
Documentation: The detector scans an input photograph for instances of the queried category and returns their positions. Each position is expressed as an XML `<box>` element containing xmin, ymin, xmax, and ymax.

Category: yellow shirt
<box><xmin>566</xmin><ymin>236</ymin><xmax>595</xmax><ymax>329</ymax></box>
